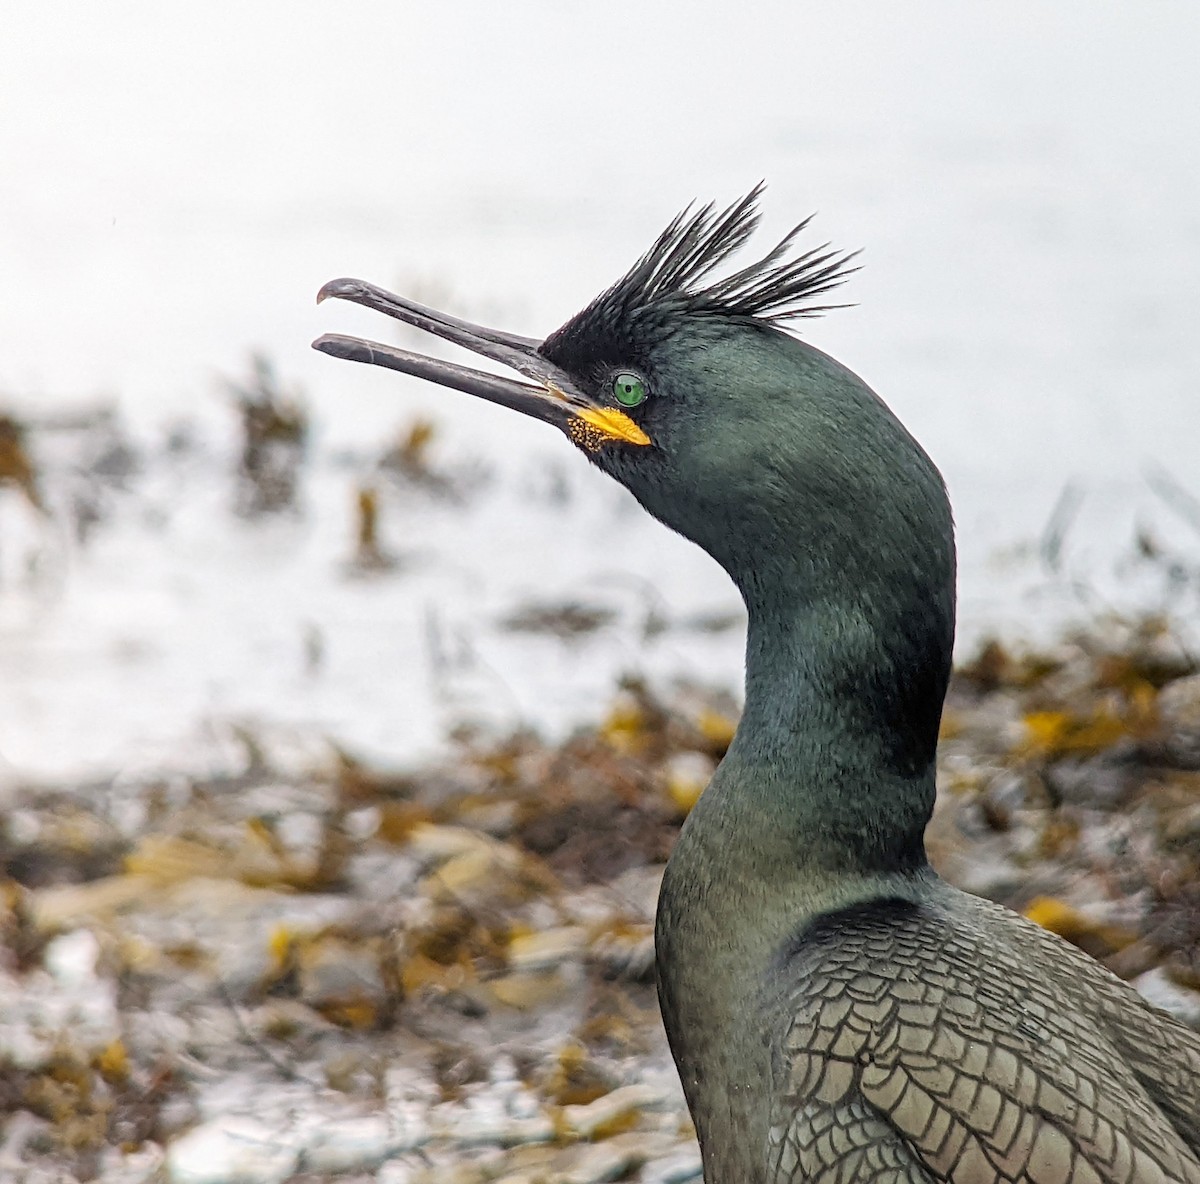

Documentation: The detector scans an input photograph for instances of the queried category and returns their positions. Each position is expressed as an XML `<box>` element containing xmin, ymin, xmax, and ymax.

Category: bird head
<box><xmin>314</xmin><ymin>187</ymin><xmax>950</xmax><ymax>619</ymax></box>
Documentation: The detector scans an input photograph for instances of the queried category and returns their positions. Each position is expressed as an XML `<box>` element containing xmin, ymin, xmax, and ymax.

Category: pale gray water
<box><xmin>2</xmin><ymin>2</ymin><xmax>1199</xmax><ymax>778</ymax></box>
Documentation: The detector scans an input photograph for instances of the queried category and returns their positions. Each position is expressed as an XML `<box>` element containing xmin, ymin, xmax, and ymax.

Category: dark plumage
<box><xmin>543</xmin><ymin>182</ymin><xmax>857</xmax><ymax>353</ymax></box>
<box><xmin>315</xmin><ymin>190</ymin><xmax>1200</xmax><ymax>1183</ymax></box>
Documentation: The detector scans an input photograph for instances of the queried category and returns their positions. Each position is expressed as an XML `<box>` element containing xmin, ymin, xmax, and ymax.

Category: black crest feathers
<box><xmin>549</xmin><ymin>185</ymin><xmax>859</xmax><ymax>355</ymax></box>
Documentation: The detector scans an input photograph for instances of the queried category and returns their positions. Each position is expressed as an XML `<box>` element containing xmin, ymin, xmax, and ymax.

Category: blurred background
<box><xmin>4</xmin><ymin>7</ymin><xmax>1200</xmax><ymax>1183</ymax></box>
<box><xmin>2</xmin><ymin>0</ymin><xmax>1199</xmax><ymax>777</ymax></box>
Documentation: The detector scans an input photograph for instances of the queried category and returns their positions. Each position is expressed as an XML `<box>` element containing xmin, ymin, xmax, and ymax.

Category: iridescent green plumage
<box><xmin>316</xmin><ymin>189</ymin><xmax>1200</xmax><ymax>1183</ymax></box>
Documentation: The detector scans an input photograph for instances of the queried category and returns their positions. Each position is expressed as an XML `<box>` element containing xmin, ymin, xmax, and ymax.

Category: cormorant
<box><xmin>315</xmin><ymin>187</ymin><xmax>1200</xmax><ymax>1182</ymax></box>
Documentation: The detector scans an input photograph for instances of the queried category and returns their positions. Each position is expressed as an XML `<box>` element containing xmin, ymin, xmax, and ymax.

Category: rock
<box><xmin>408</xmin><ymin>824</ymin><xmax>503</xmax><ymax>865</ymax></box>
<box><xmin>662</xmin><ymin>751</ymin><xmax>715</xmax><ymax>817</ymax></box>
<box><xmin>1160</xmin><ymin>798</ymin><xmax>1200</xmax><ymax>849</ymax></box>
<box><xmin>561</xmin><ymin>1083</ymin><xmax>665</xmax><ymax>1139</ymax></box>
<box><xmin>43</xmin><ymin>927</ymin><xmax>101</xmax><ymax>984</ymax></box>
<box><xmin>296</xmin><ymin>934</ymin><xmax>388</xmax><ymax>1026</ymax></box>
<box><xmin>166</xmin><ymin>1116</ymin><xmax>299</xmax><ymax>1184</ymax></box>
<box><xmin>562</xmin><ymin>1136</ymin><xmax>646</xmax><ymax>1184</ymax></box>
<box><xmin>297</xmin><ymin>1115</ymin><xmax>398</xmax><ymax>1173</ymax></box>
<box><xmin>643</xmin><ymin>1148</ymin><xmax>704</xmax><ymax>1184</ymax></box>
<box><xmin>30</xmin><ymin>874</ymin><xmax>156</xmax><ymax>929</ymax></box>
<box><xmin>488</xmin><ymin>968</ymin><xmax>575</xmax><ymax>1010</ymax></box>
<box><xmin>0</xmin><ymin>1111</ymin><xmax>54</xmax><ymax>1176</ymax></box>
<box><xmin>435</xmin><ymin>1089</ymin><xmax>555</xmax><ymax>1148</ymax></box>
<box><xmin>0</xmin><ymin>956</ymin><xmax>119</xmax><ymax>1069</ymax></box>
<box><xmin>376</xmin><ymin>1159</ymin><xmax>418</xmax><ymax>1184</ymax></box>
<box><xmin>1134</xmin><ymin>966</ymin><xmax>1200</xmax><ymax>1028</ymax></box>
<box><xmin>538</xmin><ymin>1042</ymin><xmax>622</xmax><ymax>1107</ymax></box>
<box><xmin>417</xmin><ymin>831</ymin><xmax>534</xmax><ymax>911</ymax></box>
<box><xmin>1159</xmin><ymin>672</ymin><xmax>1200</xmax><ymax>732</ymax></box>
<box><xmin>588</xmin><ymin>920</ymin><xmax>655</xmax><ymax>980</ymax></box>
<box><xmin>506</xmin><ymin>926</ymin><xmax>587</xmax><ymax>972</ymax></box>
<box><xmin>97</xmin><ymin>1141</ymin><xmax>166</xmax><ymax>1183</ymax></box>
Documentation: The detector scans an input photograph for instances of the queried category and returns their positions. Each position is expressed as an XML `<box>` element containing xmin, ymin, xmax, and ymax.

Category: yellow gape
<box><xmin>569</xmin><ymin>406</ymin><xmax>652</xmax><ymax>450</ymax></box>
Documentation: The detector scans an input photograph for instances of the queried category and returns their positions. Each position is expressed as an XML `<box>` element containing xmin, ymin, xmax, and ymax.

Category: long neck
<box><xmin>721</xmin><ymin>559</ymin><xmax>953</xmax><ymax>878</ymax></box>
<box><xmin>654</xmin><ymin>416</ymin><xmax>959</xmax><ymax>977</ymax></box>
<box><xmin>656</xmin><ymin>562</ymin><xmax>954</xmax><ymax>1183</ymax></box>
<box><xmin>659</xmin><ymin>533</ymin><xmax>955</xmax><ymax>988</ymax></box>
<box><xmin>645</xmin><ymin>339</ymin><xmax>957</xmax><ymax>1181</ymax></box>
<box><xmin>655</xmin><ymin>522</ymin><xmax>954</xmax><ymax>1173</ymax></box>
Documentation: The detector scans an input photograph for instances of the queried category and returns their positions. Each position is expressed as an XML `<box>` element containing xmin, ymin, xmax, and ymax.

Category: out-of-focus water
<box><xmin>2</xmin><ymin>3</ymin><xmax>1199</xmax><ymax>778</ymax></box>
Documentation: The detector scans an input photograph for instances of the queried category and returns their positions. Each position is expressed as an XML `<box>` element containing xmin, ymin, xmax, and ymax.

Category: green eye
<box><xmin>612</xmin><ymin>373</ymin><xmax>648</xmax><ymax>408</ymax></box>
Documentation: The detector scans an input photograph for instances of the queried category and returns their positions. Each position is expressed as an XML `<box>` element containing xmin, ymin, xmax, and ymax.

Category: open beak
<box><xmin>312</xmin><ymin>278</ymin><xmax>651</xmax><ymax>450</ymax></box>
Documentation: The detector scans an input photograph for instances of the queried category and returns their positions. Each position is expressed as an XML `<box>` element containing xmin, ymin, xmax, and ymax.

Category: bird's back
<box><xmin>766</xmin><ymin>882</ymin><xmax>1200</xmax><ymax>1183</ymax></box>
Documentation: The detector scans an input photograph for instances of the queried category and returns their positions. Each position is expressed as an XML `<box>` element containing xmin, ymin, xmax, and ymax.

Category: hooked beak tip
<box><xmin>316</xmin><ymin>277</ymin><xmax>362</xmax><ymax>305</ymax></box>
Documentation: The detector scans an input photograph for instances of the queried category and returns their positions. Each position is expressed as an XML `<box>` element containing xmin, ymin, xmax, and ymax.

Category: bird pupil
<box><xmin>613</xmin><ymin>373</ymin><xmax>646</xmax><ymax>407</ymax></box>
